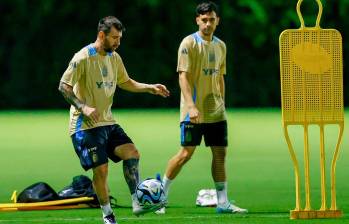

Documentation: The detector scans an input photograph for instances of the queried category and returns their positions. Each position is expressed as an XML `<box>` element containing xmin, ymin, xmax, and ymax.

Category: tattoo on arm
<box><xmin>58</xmin><ymin>82</ymin><xmax>84</xmax><ymax>111</ymax></box>
<box><xmin>123</xmin><ymin>158</ymin><xmax>140</xmax><ymax>194</ymax></box>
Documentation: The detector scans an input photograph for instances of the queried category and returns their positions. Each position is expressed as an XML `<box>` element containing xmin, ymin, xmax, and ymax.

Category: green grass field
<box><xmin>0</xmin><ymin>109</ymin><xmax>348</xmax><ymax>224</ymax></box>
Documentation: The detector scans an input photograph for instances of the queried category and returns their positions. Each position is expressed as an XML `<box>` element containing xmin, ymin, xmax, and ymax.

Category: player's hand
<box><xmin>149</xmin><ymin>84</ymin><xmax>170</xmax><ymax>97</ymax></box>
<box><xmin>81</xmin><ymin>105</ymin><xmax>100</xmax><ymax>127</ymax></box>
<box><xmin>188</xmin><ymin>105</ymin><xmax>200</xmax><ymax>123</ymax></box>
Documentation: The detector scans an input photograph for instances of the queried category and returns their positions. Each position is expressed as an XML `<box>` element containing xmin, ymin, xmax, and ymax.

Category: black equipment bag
<box><xmin>17</xmin><ymin>175</ymin><xmax>117</xmax><ymax>208</ymax></box>
<box><xmin>17</xmin><ymin>182</ymin><xmax>59</xmax><ymax>203</ymax></box>
<box><xmin>58</xmin><ymin>175</ymin><xmax>95</xmax><ymax>199</ymax></box>
<box><xmin>58</xmin><ymin>175</ymin><xmax>99</xmax><ymax>207</ymax></box>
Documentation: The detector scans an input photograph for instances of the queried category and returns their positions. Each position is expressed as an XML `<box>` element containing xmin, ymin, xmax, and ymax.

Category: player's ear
<box><xmin>97</xmin><ymin>31</ymin><xmax>105</xmax><ymax>40</ymax></box>
<box><xmin>196</xmin><ymin>16</ymin><xmax>200</xmax><ymax>25</ymax></box>
<box><xmin>216</xmin><ymin>17</ymin><xmax>220</xmax><ymax>26</ymax></box>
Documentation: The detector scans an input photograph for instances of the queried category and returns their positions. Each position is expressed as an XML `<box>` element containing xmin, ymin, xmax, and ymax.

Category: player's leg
<box><xmin>210</xmin><ymin>146</ymin><xmax>228</xmax><ymax>205</ymax></box>
<box><xmin>92</xmin><ymin>164</ymin><xmax>110</xmax><ymax>205</ymax></box>
<box><xmin>153</xmin><ymin>146</ymin><xmax>196</xmax><ymax>215</ymax></box>
<box><xmin>163</xmin><ymin>146</ymin><xmax>196</xmax><ymax>189</ymax></box>
<box><xmin>156</xmin><ymin>122</ymin><xmax>201</xmax><ymax>214</ymax></box>
<box><xmin>113</xmin><ymin>143</ymin><xmax>140</xmax><ymax>192</ymax></box>
<box><xmin>71</xmin><ymin>127</ymin><xmax>117</xmax><ymax>224</ymax></box>
<box><xmin>210</xmin><ymin>146</ymin><xmax>247</xmax><ymax>214</ymax></box>
<box><xmin>108</xmin><ymin>124</ymin><xmax>161</xmax><ymax>216</ymax></box>
<box><xmin>163</xmin><ymin>121</ymin><xmax>201</xmax><ymax>196</ymax></box>
<box><xmin>113</xmin><ymin>143</ymin><xmax>140</xmax><ymax>195</ymax></box>
<box><xmin>92</xmin><ymin>164</ymin><xmax>117</xmax><ymax>223</ymax></box>
<box><xmin>161</xmin><ymin>146</ymin><xmax>196</xmax><ymax>201</ymax></box>
<box><xmin>117</xmin><ymin>144</ymin><xmax>167</xmax><ymax>216</ymax></box>
<box><xmin>108</xmin><ymin>124</ymin><xmax>140</xmax><ymax>194</ymax></box>
<box><xmin>165</xmin><ymin>147</ymin><xmax>196</xmax><ymax>180</ymax></box>
<box><xmin>113</xmin><ymin>143</ymin><xmax>149</xmax><ymax>216</ymax></box>
<box><xmin>205</xmin><ymin>121</ymin><xmax>247</xmax><ymax>214</ymax></box>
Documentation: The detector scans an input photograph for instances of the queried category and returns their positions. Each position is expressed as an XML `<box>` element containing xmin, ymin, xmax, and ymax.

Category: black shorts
<box><xmin>180</xmin><ymin>120</ymin><xmax>228</xmax><ymax>147</ymax></box>
<box><xmin>71</xmin><ymin>124</ymin><xmax>133</xmax><ymax>171</ymax></box>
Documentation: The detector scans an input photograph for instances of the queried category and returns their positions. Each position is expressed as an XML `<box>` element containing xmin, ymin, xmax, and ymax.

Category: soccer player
<box><xmin>157</xmin><ymin>2</ymin><xmax>247</xmax><ymax>214</ymax></box>
<box><xmin>58</xmin><ymin>16</ymin><xmax>169</xmax><ymax>224</ymax></box>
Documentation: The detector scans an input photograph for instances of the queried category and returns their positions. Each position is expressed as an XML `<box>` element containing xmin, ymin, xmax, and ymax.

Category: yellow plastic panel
<box><xmin>279</xmin><ymin>0</ymin><xmax>343</xmax><ymax>125</ymax></box>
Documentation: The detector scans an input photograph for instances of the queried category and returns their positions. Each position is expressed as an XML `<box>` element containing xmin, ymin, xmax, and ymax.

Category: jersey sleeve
<box><xmin>177</xmin><ymin>38</ymin><xmax>192</xmax><ymax>73</ymax></box>
<box><xmin>115</xmin><ymin>55</ymin><xmax>130</xmax><ymax>85</ymax></box>
<box><xmin>60</xmin><ymin>54</ymin><xmax>84</xmax><ymax>86</ymax></box>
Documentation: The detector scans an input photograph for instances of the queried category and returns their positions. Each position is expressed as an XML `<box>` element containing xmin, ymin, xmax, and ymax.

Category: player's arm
<box><xmin>58</xmin><ymin>82</ymin><xmax>84</xmax><ymax>111</ymax></box>
<box><xmin>220</xmin><ymin>42</ymin><xmax>227</xmax><ymax>102</ymax></box>
<box><xmin>58</xmin><ymin>81</ymin><xmax>99</xmax><ymax>126</ymax></box>
<box><xmin>179</xmin><ymin>71</ymin><xmax>199</xmax><ymax>123</ymax></box>
<box><xmin>118</xmin><ymin>78</ymin><xmax>170</xmax><ymax>97</ymax></box>
<box><xmin>220</xmin><ymin>75</ymin><xmax>225</xmax><ymax>102</ymax></box>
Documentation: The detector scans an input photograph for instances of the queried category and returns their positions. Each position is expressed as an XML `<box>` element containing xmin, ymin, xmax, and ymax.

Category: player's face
<box><xmin>196</xmin><ymin>11</ymin><xmax>219</xmax><ymax>38</ymax></box>
<box><xmin>103</xmin><ymin>26</ymin><xmax>122</xmax><ymax>53</ymax></box>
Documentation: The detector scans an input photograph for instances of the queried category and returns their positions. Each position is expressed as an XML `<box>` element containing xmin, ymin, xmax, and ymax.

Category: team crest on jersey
<box><xmin>209</xmin><ymin>52</ymin><xmax>215</xmax><ymax>62</ymax></box>
<box><xmin>92</xmin><ymin>153</ymin><xmax>98</xmax><ymax>163</ymax></box>
<box><xmin>102</xmin><ymin>66</ymin><xmax>108</xmax><ymax>77</ymax></box>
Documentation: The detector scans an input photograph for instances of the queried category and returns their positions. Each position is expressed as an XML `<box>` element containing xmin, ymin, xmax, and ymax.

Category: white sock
<box><xmin>131</xmin><ymin>193</ymin><xmax>138</xmax><ymax>207</ymax></box>
<box><xmin>215</xmin><ymin>182</ymin><xmax>228</xmax><ymax>206</ymax></box>
<box><xmin>162</xmin><ymin>175</ymin><xmax>172</xmax><ymax>196</ymax></box>
<box><xmin>100</xmin><ymin>203</ymin><xmax>113</xmax><ymax>217</ymax></box>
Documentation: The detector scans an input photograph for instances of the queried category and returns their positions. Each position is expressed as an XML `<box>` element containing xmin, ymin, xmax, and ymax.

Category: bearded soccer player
<box><xmin>58</xmin><ymin>16</ymin><xmax>169</xmax><ymax>224</ymax></box>
<box><xmin>157</xmin><ymin>2</ymin><xmax>247</xmax><ymax>214</ymax></box>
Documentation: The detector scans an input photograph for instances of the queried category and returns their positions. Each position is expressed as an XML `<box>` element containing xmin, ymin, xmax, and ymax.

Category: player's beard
<box><xmin>104</xmin><ymin>47</ymin><xmax>113</xmax><ymax>53</ymax></box>
<box><xmin>104</xmin><ymin>46</ymin><xmax>115</xmax><ymax>53</ymax></box>
<box><xmin>103</xmin><ymin>40</ymin><xmax>117</xmax><ymax>53</ymax></box>
<box><xmin>202</xmin><ymin>27</ymin><xmax>213</xmax><ymax>36</ymax></box>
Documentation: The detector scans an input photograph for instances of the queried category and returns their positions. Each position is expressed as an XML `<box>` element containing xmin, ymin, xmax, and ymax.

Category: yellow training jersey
<box><xmin>177</xmin><ymin>32</ymin><xmax>227</xmax><ymax>123</ymax></box>
<box><xmin>60</xmin><ymin>44</ymin><xmax>130</xmax><ymax>135</ymax></box>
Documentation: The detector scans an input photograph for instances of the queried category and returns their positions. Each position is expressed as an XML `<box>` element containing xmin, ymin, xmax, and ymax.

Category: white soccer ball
<box><xmin>136</xmin><ymin>178</ymin><xmax>165</xmax><ymax>206</ymax></box>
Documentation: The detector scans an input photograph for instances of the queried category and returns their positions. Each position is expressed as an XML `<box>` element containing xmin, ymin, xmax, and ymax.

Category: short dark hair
<box><xmin>196</xmin><ymin>1</ymin><xmax>219</xmax><ymax>16</ymax></box>
<box><xmin>97</xmin><ymin>16</ymin><xmax>125</xmax><ymax>35</ymax></box>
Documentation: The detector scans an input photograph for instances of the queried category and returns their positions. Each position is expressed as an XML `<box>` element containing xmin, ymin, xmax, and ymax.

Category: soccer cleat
<box><xmin>156</xmin><ymin>173</ymin><xmax>161</xmax><ymax>181</ymax></box>
<box><xmin>216</xmin><ymin>202</ymin><xmax>248</xmax><ymax>214</ymax></box>
<box><xmin>133</xmin><ymin>198</ymin><xmax>166</xmax><ymax>216</ymax></box>
<box><xmin>103</xmin><ymin>213</ymin><xmax>117</xmax><ymax>224</ymax></box>
<box><xmin>154</xmin><ymin>207</ymin><xmax>166</xmax><ymax>215</ymax></box>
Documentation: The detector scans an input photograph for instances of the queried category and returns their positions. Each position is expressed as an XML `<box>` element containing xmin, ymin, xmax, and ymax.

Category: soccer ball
<box><xmin>136</xmin><ymin>178</ymin><xmax>165</xmax><ymax>206</ymax></box>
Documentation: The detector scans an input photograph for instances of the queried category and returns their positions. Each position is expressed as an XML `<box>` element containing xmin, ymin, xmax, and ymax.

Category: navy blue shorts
<box><xmin>180</xmin><ymin>120</ymin><xmax>228</xmax><ymax>147</ymax></box>
<box><xmin>71</xmin><ymin>124</ymin><xmax>133</xmax><ymax>171</ymax></box>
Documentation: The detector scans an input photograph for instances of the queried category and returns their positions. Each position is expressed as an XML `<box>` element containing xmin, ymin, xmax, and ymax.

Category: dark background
<box><xmin>0</xmin><ymin>0</ymin><xmax>347</xmax><ymax>109</ymax></box>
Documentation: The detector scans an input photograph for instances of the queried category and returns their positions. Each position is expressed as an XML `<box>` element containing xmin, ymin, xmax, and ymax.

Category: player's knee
<box><xmin>128</xmin><ymin>148</ymin><xmax>140</xmax><ymax>159</ymax></box>
<box><xmin>119</xmin><ymin>145</ymin><xmax>140</xmax><ymax>160</ymax></box>
<box><xmin>178</xmin><ymin>151</ymin><xmax>192</xmax><ymax>165</ymax></box>
<box><xmin>212</xmin><ymin>148</ymin><xmax>226</xmax><ymax>159</ymax></box>
<box><xmin>93</xmin><ymin>164</ymin><xmax>108</xmax><ymax>180</ymax></box>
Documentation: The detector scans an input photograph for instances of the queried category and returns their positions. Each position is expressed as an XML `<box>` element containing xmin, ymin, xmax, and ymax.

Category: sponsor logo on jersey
<box><xmin>96</xmin><ymin>81</ymin><xmax>114</xmax><ymax>89</ymax></box>
<box><xmin>87</xmin><ymin>147</ymin><xmax>97</xmax><ymax>153</ymax></box>
<box><xmin>185</xmin><ymin>124</ymin><xmax>194</xmax><ymax>128</ymax></box>
<box><xmin>203</xmin><ymin>68</ymin><xmax>219</xmax><ymax>75</ymax></box>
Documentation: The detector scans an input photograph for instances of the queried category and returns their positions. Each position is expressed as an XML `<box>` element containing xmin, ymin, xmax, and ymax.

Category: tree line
<box><xmin>0</xmin><ymin>0</ymin><xmax>347</xmax><ymax>108</ymax></box>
